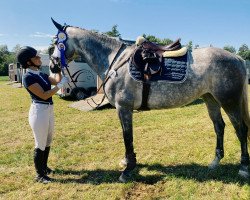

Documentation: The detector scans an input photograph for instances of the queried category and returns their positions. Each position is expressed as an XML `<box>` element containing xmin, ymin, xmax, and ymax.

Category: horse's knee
<box><xmin>214</xmin><ymin>119</ymin><xmax>225</xmax><ymax>133</ymax></box>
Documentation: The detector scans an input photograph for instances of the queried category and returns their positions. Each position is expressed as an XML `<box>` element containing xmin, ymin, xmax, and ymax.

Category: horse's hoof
<box><xmin>119</xmin><ymin>158</ymin><xmax>128</xmax><ymax>168</ymax></box>
<box><xmin>208</xmin><ymin>162</ymin><xmax>218</xmax><ymax>169</ymax></box>
<box><xmin>208</xmin><ymin>158</ymin><xmax>220</xmax><ymax>169</ymax></box>
<box><xmin>118</xmin><ymin>172</ymin><xmax>131</xmax><ymax>183</ymax></box>
<box><xmin>119</xmin><ymin>174</ymin><xmax>127</xmax><ymax>183</ymax></box>
<box><xmin>239</xmin><ymin>167</ymin><xmax>249</xmax><ymax>179</ymax></box>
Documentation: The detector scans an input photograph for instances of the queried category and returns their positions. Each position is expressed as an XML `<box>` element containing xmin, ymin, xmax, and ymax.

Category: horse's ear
<box><xmin>51</xmin><ymin>17</ymin><xmax>63</xmax><ymax>31</ymax></box>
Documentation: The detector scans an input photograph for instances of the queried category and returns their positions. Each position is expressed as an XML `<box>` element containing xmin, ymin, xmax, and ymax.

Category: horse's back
<box><xmin>193</xmin><ymin>47</ymin><xmax>245</xmax><ymax>71</ymax></box>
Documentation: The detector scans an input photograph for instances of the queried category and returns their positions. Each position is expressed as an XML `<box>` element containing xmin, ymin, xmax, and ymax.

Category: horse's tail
<box><xmin>241</xmin><ymin>59</ymin><xmax>250</xmax><ymax>142</ymax></box>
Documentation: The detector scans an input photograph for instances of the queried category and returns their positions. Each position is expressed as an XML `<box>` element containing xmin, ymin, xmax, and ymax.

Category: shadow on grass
<box><xmin>53</xmin><ymin>163</ymin><xmax>249</xmax><ymax>185</ymax></box>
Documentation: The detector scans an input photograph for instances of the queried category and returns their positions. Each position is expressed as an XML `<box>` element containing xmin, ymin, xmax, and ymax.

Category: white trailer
<box><xmin>56</xmin><ymin>57</ymin><xmax>97</xmax><ymax>99</ymax></box>
<box><xmin>8</xmin><ymin>63</ymin><xmax>22</xmax><ymax>82</ymax></box>
<box><xmin>39</xmin><ymin>54</ymin><xmax>97</xmax><ymax>99</ymax></box>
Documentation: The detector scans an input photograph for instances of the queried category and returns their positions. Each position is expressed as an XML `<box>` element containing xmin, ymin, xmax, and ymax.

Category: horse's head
<box><xmin>49</xmin><ymin>18</ymin><xmax>128</xmax><ymax>77</ymax></box>
<box><xmin>49</xmin><ymin>18</ymin><xmax>76</xmax><ymax>71</ymax></box>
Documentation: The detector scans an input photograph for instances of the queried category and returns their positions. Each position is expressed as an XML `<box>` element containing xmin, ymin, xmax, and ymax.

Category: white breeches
<box><xmin>29</xmin><ymin>103</ymin><xmax>54</xmax><ymax>151</ymax></box>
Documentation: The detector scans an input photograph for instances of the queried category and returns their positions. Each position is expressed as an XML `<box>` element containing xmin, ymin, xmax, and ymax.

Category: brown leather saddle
<box><xmin>142</xmin><ymin>38</ymin><xmax>181</xmax><ymax>53</ymax></box>
<box><xmin>131</xmin><ymin>38</ymin><xmax>182</xmax><ymax>81</ymax></box>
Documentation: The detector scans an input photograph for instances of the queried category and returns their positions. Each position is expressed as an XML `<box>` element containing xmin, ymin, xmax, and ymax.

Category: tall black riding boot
<box><xmin>44</xmin><ymin>146</ymin><xmax>53</xmax><ymax>175</ymax></box>
<box><xmin>34</xmin><ymin>148</ymin><xmax>51</xmax><ymax>183</ymax></box>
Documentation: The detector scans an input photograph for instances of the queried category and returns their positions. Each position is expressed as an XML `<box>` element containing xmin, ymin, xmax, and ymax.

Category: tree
<box><xmin>223</xmin><ymin>45</ymin><xmax>236</xmax><ymax>54</ymax></box>
<box><xmin>194</xmin><ymin>44</ymin><xmax>199</xmax><ymax>49</ymax></box>
<box><xmin>105</xmin><ymin>24</ymin><xmax>121</xmax><ymax>38</ymax></box>
<box><xmin>0</xmin><ymin>45</ymin><xmax>15</xmax><ymax>75</ymax></box>
<box><xmin>238</xmin><ymin>44</ymin><xmax>250</xmax><ymax>60</ymax></box>
<box><xmin>0</xmin><ymin>45</ymin><xmax>9</xmax><ymax>54</ymax></box>
<box><xmin>142</xmin><ymin>34</ymin><xmax>173</xmax><ymax>45</ymax></box>
<box><xmin>187</xmin><ymin>41</ymin><xmax>193</xmax><ymax>50</ymax></box>
<box><xmin>12</xmin><ymin>44</ymin><xmax>21</xmax><ymax>54</ymax></box>
<box><xmin>239</xmin><ymin>44</ymin><xmax>248</xmax><ymax>52</ymax></box>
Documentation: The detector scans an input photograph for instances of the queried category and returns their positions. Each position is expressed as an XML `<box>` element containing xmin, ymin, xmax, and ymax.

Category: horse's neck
<box><xmin>71</xmin><ymin>29</ymin><xmax>122</xmax><ymax>76</ymax></box>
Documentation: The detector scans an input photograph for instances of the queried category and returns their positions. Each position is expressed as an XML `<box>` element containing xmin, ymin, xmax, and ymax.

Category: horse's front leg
<box><xmin>116</xmin><ymin>105</ymin><xmax>136</xmax><ymax>182</ymax></box>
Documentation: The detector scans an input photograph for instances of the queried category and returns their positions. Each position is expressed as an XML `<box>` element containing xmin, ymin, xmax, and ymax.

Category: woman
<box><xmin>17</xmin><ymin>46</ymin><xmax>69</xmax><ymax>183</ymax></box>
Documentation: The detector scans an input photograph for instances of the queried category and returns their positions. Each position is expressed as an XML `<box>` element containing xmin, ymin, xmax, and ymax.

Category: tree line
<box><xmin>0</xmin><ymin>25</ymin><xmax>250</xmax><ymax>76</ymax></box>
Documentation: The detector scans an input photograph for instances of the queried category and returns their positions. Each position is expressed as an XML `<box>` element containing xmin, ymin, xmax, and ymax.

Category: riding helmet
<box><xmin>16</xmin><ymin>46</ymin><xmax>37</xmax><ymax>68</ymax></box>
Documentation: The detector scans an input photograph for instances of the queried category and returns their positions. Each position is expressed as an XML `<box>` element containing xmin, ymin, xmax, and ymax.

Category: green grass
<box><xmin>0</xmin><ymin>76</ymin><xmax>9</xmax><ymax>81</ymax></box>
<box><xmin>0</xmin><ymin>79</ymin><xmax>249</xmax><ymax>200</ymax></box>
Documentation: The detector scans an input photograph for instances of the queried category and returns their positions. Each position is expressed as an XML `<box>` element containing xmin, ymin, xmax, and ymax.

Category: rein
<box><xmin>87</xmin><ymin>42</ymin><xmax>127</xmax><ymax>109</ymax></box>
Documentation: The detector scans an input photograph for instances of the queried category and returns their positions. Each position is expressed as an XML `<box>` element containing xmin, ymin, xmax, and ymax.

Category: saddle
<box><xmin>132</xmin><ymin>36</ymin><xmax>187</xmax><ymax>111</ymax></box>
<box><xmin>132</xmin><ymin>36</ymin><xmax>183</xmax><ymax>81</ymax></box>
<box><xmin>142</xmin><ymin>38</ymin><xmax>182</xmax><ymax>53</ymax></box>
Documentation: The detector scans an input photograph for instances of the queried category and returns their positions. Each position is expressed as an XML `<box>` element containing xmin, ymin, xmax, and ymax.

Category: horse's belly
<box><xmin>147</xmin><ymin>94</ymin><xmax>196</xmax><ymax>109</ymax></box>
<box><xmin>147</xmin><ymin>82</ymin><xmax>204</xmax><ymax>109</ymax></box>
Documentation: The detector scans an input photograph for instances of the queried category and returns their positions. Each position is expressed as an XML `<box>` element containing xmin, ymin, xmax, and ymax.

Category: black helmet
<box><xmin>16</xmin><ymin>46</ymin><xmax>37</xmax><ymax>68</ymax></box>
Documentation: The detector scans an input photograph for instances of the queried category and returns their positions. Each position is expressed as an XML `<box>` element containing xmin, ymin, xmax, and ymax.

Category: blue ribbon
<box><xmin>56</xmin><ymin>31</ymin><xmax>68</xmax><ymax>69</ymax></box>
<box><xmin>59</xmin><ymin>47</ymin><xmax>67</xmax><ymax>68</ymax></box>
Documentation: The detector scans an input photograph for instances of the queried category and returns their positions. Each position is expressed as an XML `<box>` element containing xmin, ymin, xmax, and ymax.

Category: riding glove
<box><xmin>57</xmin><ymin>76</ymin><xmax>70</xmax><ymax>89</ymax></box>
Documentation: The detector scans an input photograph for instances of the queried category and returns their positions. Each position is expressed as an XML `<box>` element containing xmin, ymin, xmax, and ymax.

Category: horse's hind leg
<box><xmin>222</xmin><ymin>102</ymin><xmax>249</xmax><ymax>178</ymax></box>
<box><xmin>203</xmin><ymin>94</ymin><xmax>226</xmax><ymax>169</ymax></box>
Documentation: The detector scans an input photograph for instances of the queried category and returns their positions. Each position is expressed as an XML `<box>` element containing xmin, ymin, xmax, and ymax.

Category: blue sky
<box><xmin>0</xmin><ymin>0</ymin><xmax>249</xmax><ymax>51</ymax></box>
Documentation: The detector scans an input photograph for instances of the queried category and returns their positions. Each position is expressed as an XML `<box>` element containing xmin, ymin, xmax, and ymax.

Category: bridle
<box><xmin>50</xmin><ymin>26</ymin><xmax>86</xmax><ymax>100</ymax></box>
<box><xmin>50</xmin><ymin>26</ymin><xmax>69</xmax><ymax>76</ymax></box>
<box><xmin>50</xmin><ymin>26</ymin><xmax>128</xmax><ymax>108</ymax></box>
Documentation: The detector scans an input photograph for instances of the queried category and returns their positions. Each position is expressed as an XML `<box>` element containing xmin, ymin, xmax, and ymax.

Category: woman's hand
<box><xmin>56</xmin><ymin>76</ymin><xmax>70</xmax><ymax>89</ymax></box>
<box><xmin>48</xmin><ymin>72</ymin><xmax>62</xmax><ymax>85</ymax></box>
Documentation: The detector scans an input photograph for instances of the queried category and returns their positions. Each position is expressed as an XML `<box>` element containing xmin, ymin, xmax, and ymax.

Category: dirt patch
<box><xmin>123</xmin><ymin>183</ymin><xmax>164</xmax><ymax>200</ymax></box>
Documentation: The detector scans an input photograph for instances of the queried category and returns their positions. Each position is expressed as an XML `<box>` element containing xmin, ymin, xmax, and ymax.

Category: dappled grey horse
<box><xmin>50</xmin><ymin>19</ymin><xmax>250</xmax><ymax>182</ymax></box>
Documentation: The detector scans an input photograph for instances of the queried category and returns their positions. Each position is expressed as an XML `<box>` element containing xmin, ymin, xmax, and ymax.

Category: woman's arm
<box><xmin>28</xmin><ymin>83</ymin><xmax>60</xmax><ymax>100</ymax></box>
<box><xmin>48</xmin><ymin>73</ymin><xmax>62</xmax><ymax>85</ymax></box>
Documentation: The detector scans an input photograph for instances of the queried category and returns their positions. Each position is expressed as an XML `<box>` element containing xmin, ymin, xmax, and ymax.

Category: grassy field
<box><xmin>0</xmin><ymin>76</ymin><xmax>9</xmax><ymax>81</ymax></box>
<box><xmin>0</xmin><ymin>79</ymin><xmax>249</xmax><ymax>200</ymax></box>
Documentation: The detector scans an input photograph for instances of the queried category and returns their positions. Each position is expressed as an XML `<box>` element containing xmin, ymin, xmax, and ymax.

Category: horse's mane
<box><xmin>68</xmin><ymin>25</ymin><xmax>123</xmax><ymax>48</ymax></box>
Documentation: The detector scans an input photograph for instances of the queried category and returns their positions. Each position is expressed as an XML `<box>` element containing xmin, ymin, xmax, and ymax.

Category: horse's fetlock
<box><xmin>126</xmin><ymin>152</ymin><xmax>136</xmax><ymax>160</ymax></box>
<box><xmin>125</xmin><ymin>153</ymin><xmax>137</xmax><ymax>170</ymax></box>
<box><xmin>215</xmin><ymin>149</ymin><xmax>224</xmax><ymax>159</ymax></box>
<box><xmin>239</xmin><ymin>164</ymin><xmax>249</xmax><ymax>179</ymax></box>
<box><xmin>241</xmin><ymin>154</ymin><xmax>250</xmax><ymax>165</ymax></box>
